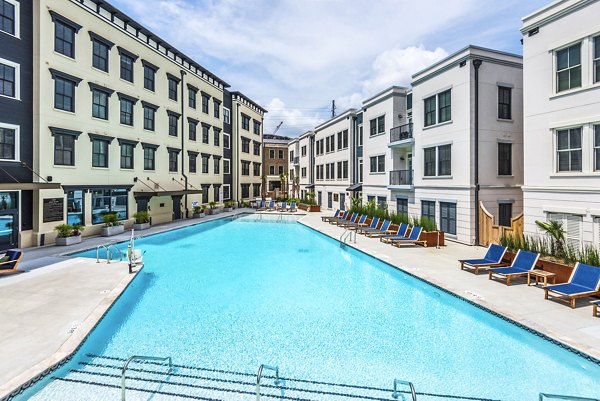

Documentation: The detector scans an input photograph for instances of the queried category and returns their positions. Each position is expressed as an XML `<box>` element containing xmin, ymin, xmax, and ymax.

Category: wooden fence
<box><xmin>478</xmin><ymin>201</ymin><xmax>523</xmax><ymax>246</ymax></box>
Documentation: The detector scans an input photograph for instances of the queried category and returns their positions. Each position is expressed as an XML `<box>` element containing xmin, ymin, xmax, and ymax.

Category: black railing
<box><xmin>390</xmin><ymin>123</ymin><xmax>413</xmax><ymax>143</ymax></box>
<box><xmin>390</xmin><ymin>170</ymin><xmax>413</xmax><ymax>186</ymax></box>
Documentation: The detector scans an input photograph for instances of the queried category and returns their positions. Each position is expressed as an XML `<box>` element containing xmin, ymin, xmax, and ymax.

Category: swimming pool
<box><xmin>14</xmin><ymin>214</ymin><xmax>600</xmax><ymax>401</ymax></box>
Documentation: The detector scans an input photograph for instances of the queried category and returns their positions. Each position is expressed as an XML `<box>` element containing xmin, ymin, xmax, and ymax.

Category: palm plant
<box><xmin>535</xmin><ymin>220</ymin><xmax>566</xmax><ymax>259</ymax></box>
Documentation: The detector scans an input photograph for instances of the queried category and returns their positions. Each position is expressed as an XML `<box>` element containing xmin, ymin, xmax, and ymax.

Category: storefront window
<box><xmin>67</xmin><ymin>190</ymin><xmax>84</xmax><ymax>225</ymax></box>
<box><xmin>0</xmin><ymin>192</ymin><xmax>17</xmax><ymax>210</ymax></box>
<box><xmin>91</xmin><ymin>188</ymin><xmax>128</xmax><ymax>224</ymax></box>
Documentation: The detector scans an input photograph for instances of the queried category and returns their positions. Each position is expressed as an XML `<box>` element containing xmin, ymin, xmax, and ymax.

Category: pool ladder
<box><xmin>539</xmin><ymin>394</ymin><xmax>599</xmax><ymax>401</ymax></box>
<box><xmin>121</xmin><ymin>355</ymin><xmax>172</xmax><ymax>401</ymax></box>
<box><xmin>256</xmin><ymin>363</ymin><xmax>281</xmax><ymax>401</ymax></box>
<box><xmin>340</xmin><ymin>228</ymin><xmax>356</xmax><ymax>247</ymax></box>
<box><xmin>96</xmin><ymin>243</ymin><xmax>124</xmax><ymax>264</ymax></box>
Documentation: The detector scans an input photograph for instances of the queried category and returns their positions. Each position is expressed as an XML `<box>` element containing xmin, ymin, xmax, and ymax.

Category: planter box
<box><xmin>101</xmin><ymin>225</ymin><xmax>125</xmax><ymax>237</ymax></box>
<box><xmin>223</xmin><ymin>207</ymin><xmax>233</xmax><ymax>212</ymax></box>
<box><xmin>298</xmin><ymin>203</ymin><xmax>320</xmax><ymax>212</ymax></box>
<box><xmin>133</xmin><ymin>222</ymin><xmax>150</xmax><ymax>231</ymax></box>
<box><xmin>421</xmin><ymin>231</ymin><xmax>445</xmax><ymax>247</ymax></box>
<box><xmin>55</xmin><ymin>235</ymin><xmax>82</xmax><ymax>246</ymax></box>
<box><xmin>192</xmin><ymin>212</ymin><xmax>205</xmax><ymax>218</ymax></box>
<box><xmin>208</xmin><ymin>209</ymin><xmax>220</xmax><ymax>215</ymax></box>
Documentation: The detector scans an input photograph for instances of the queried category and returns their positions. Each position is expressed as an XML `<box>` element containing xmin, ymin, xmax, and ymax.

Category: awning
<box><xmin>134</xmin><ymin>189</ymin><xmax>203</xmax><ymax>198</ymax></box>
<box><xmin>305</xmin><ymin>184</ymin><xmax>315</xmax><ymax>189</ymax></box>
<box><xmin>0</xmin><ymin>183</ymin><xmax>62</xmax><ymax>190</ymax></box>
<box><xmin>346</xmin><ymin>183</ymin><xmax>362</xmax><ymax>191</ymax></box>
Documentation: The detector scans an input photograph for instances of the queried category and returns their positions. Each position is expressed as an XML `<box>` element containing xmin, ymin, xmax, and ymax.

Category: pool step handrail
<box><xmin>539</xmin><ymin>394</ymin><xmax>599</xmax><ymax>401</ymax></box>
<box><xmin>95</xmin><ymin>243</ymin><xmax>123</xmax><ymax>264</ymax></box>
<box><xmin>340</xmin><ymin>228</ymin><xmax>356</xmax><ymax>247</ymax></box>
<box><xmin>121</xmin><ymin>354</ymin><xmax>172</xmax><ymax>401</ymax></box>
<box><xmin>392</xmin><ymin>378</ymin><xmax>417</xmax><ymax>401</ymax></box>
<box><xmin>256</xmin><ymin>363</ymin><xmax>281</xmax><ymax>401</ymax></box>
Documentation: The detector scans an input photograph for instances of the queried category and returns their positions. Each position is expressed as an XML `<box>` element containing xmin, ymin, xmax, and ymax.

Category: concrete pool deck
<box><xmin>299</xmin><ymin>212</ymin><xmax>600</xmax><ymax>361</ymax></box>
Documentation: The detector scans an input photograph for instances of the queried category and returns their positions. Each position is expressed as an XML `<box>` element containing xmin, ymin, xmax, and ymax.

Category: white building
<box><xmin>521</xmin><ymin>0</ymin><xmax>600</xmax><ymax>248</ymax></box>
<box><xmin>410</xmin><ymin>46</ymin><xmax>524</xmax><ymax>244</ymax></box>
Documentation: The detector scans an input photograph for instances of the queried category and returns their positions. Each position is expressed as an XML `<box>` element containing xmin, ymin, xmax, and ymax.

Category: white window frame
<box><xmin>223</xmin><ymin>107</ymin><xmax>231</xmax><ymax>124</ymax></box>
<box><xmin>223</xmin><ymin>158</ymin><xmax>230</xmax><ymax>175</ymax></box>
<box><xmin>0</xmin><ymin>0</ymin><xmax>20</xmax><ymax>39</ymax></box>
<box><xmin>0</xmin><ymin>57</ymin><xmax>20</xmax><ymax>100</ymax></box>
<box><xmin>0</xmin><ymin>122</ymin><xmax>19</xmax><ymax>161</ymax></box>
<box><xmin>222</xmin><ymin>184</ymin><xmax>231</xmax><ymax>201</ymax></box>
<box><xmin>223</xmin><ymin>132</ymin><xmax>230</xmax><ymax>149</ymax></box>
<box><xmin>369</xmin><ymin>154</ymin><xmax>385</xmax><ymax>174</ymax></box>
<box><xmin>555</xmin><ymin>126</ymin><xmax>583</xmax><ymax>173</ymax></box>
<box><xmin>547</xmin><ymin>212</ymin><xmax>583</xmax><ymax>249</ymax></box>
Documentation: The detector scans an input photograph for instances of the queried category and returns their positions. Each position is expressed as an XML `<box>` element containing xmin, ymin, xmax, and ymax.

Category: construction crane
<box><xmin>263</xmin><ymin>121</ymin><xmax>283</xmax><ymax>140</ymax></box>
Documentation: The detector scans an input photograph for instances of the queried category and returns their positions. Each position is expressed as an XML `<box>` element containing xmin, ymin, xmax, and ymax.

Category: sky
<box><xmin>110</xmin><ymin>0</ymin><xmax>549</xmax><ymax>137</ymax></box>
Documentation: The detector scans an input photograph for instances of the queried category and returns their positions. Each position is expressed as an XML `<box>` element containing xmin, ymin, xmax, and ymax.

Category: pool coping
<box><xmin>297</xmin><ymin>218</ymin><xmax>600</xmax><ymax>367</ymax></box>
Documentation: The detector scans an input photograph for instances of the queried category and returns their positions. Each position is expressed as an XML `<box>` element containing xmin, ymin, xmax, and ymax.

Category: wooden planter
<box><xmin>298</xmin><ymin>203</ymin><xmax>320</xmax><ymax>212</ymax></box>
<box><xmin>55</xmin><ymin>235</ymin><xmax>82</xmax><ymax>246</ymax></box>
<box><xmin>421</xmin><ymin>231</ymin><xmax>445</xmax><ymax>247</ymax></box>
<box><xmin>502</xmin><ymin>251</ymin><xmax>574</xmax><ymax>283</ymax></box>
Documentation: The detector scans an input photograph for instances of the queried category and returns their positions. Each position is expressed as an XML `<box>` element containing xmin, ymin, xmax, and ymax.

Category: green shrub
<box><xmin>193</xmin><ymin>205</ymin><xmax>204</xmax><ymax>214</ymax></box>
<box><xmin>55</xmin><ymin>224</ymin><xmax>74</xmax><ymax>238</ymax></box>
<box><xmin>101</xmin><ymin>213</ymin><xmax>120</xmax><ymax>227</ymax></box>
<box><xmin>133</xmin><ymin>211</ymin><xmax>150</xmax><ymax>224</ymax></box>
<box><xmin>209</xmin><ymin>201</ymin><xmax>216</xmax><ymax>209</ymax></box>
<box><xmin>72</xmin><ymin>224</ymin><xmax>85</xmax><ymax>236</ymax></box>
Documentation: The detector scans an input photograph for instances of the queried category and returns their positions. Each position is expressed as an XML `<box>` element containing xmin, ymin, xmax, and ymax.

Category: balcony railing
<box><xmin>390</xmin><ymin>123</ymin><xmax>413</xmax><ymax>143</ymax></box>
<box><xmin>293</xmin><ymin>157</ymin><xmax>299</xmax><ymax>164</ymax></box>
<box><xmin>389</xmin><ymin>170</ymin><xmax>413</xmax><ymax>186</ymax></box>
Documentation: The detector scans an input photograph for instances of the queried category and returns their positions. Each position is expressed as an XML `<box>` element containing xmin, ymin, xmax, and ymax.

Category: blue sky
<box><xmin>111</xmin><ymin>0</ymin><xmax>548</xmax><ymax>137</ymax></box>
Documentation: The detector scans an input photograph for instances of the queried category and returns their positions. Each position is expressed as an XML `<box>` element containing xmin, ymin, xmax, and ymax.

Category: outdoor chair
<box><xmin>543</xmin><ymin>262</ymin><xmax>600</xmax><ymax>308</ymax></box>
<box><xmin>459</xmin><ymin>244</ymin><xmax>508</xmax><ymax>274</ymax></box>
<box><xmin>488</xmin><ymin>250</ymin><xmax>540</xmax><ymax>286</ymax></box>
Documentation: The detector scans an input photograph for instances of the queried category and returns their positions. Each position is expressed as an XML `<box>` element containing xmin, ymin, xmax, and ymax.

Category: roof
<box><xmin>314</xmin><ymin>109</ymin><xmax>357</xmax><ymax>132</ymax></box>
<box><xmin>231</xmin><ymin>91</ymin><xmax>268</xmax><ymax>114</ymax></box>
<box><xmin>521</xmin><ymin>0</ymin><xmax>595</xmax><ymax>33</ymax></box>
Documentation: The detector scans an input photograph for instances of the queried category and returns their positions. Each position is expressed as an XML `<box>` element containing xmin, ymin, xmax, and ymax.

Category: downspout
<box><xmin>180</xmin><ymin>69</ymin><xmax>188</xmax><ymax>217</ymax></box>
<box><xmin>235</xmin><ymin>103</ymin><xmax>240</xmax><ymax>203</ymax></box>
<box><xmin>473</xmin><ymin>59</ymin><xmax>482</xmax><ymax>246</ymax></box>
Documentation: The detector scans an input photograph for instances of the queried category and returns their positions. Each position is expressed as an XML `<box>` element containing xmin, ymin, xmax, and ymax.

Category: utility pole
<box><xmin>331</xmin><ymin>100</ymin><xmax>336</xmax><ymax>118</ymax></box>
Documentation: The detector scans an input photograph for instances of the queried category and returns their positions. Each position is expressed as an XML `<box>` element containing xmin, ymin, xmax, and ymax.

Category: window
<box><xmin>188</xmin><ymin>152</ymin><xmax>197</xmax><ymax>173</ymax></box>
<box><xmin>0</xmin><ymin>62</ymin><xmax>15</xmax><ymax>98</ymax></box>
<box><xmin>92</xmin><ymin>38</ymin><xmax>110</xmax><ymax>72</ymax></box>
<box><xmin>119</xmin><ymin>98</ymin><xmax>134</xmax><ymax>126</ymax></box>
<box><xmin>53</xmin><ymin>75</ymin><xmax>76</xmax><ymax>112</ymax></box>
<box><xmin>214</xmin><ymin>158</ymin><xmax>220</xmax><ymax>174</ymax></box>
<box><xmin>242</xmin><ymin>114</ymin><xmax>250</xmax><ymax>130</ymax></box>
<box><xmin>188</xmin><ymin>119</ymin><xmax>197</xmax><ymax>141</ymax></box>
<box><xmin>0</xmin><ymin>126</ymin><xmax>15</xmax><ymax>160</ymax></box>
<box><xmin>53</xmin><ymin>133</ymin><xmax>75</xmax><ymax>166</ymax></box>
<box><xmin>269</xmin><ymin>165</ymin><xmax>275</xmax><ymax>175</ymax></box>
<box><xmin>337</xmin><ymin>161</ymin><xmax>342</xmax><ymax>179</ymax></box>
<box><xmin>342</xmin><ymin>130</ymin><xmax>348</xmax><ymax>149</ymax></box>
<box><xmin>498</xmin><ymin>86</ymin><xmax>512</xmax><ymax>120</ymax></box>
<box><xmin>168</xmin><ymin>113</ymin><xmax>179</xmax><ymax>137</ymax></box>
<box><xmin>278</xmin><ymin>165</ymin><xmax>284</xmax><ymax>175</ymax></box>
<box><xmin>253</xmin><ymin>184</ymin><xmax>261</xmax><ymax>198</ymax></box>
<box><xmin>424</xmin><ymin>145</ymin><xmax>451</xmax><ymax>176</ymax></box>
<box><xmin>407</xmin><ymin>93</ymin><xmax>412</xmax><ymax>110</ymax></box>
<box><xmin>301</xmin><ymin>167</ymin><xmax>307</xmax><ymax>178</ymax></box>
<box><xmin>54</xmin><ymin>19</ymin><xmax>76</xmax><ymax>58</ymax></box>
<box><xmin>0</xmin><ymin>0</ymin><xmax>16</xmax><ymax>36</ymax></box>
<box><xmin>498</xmin><ymin>203</ymin><xmax>512</xmax><ymax>227</ymax></box>
<box><xmin>91</xmin><ymin>139</ymin><xmax>109</xmax><ymax>168</ymax></box>
<box><xmin>594</xmin><ymin>36</ymin><xmax>600</xmax><ymax>84</ymax></box>
<box><xmin>201</xmin><ymin>93</ymin><xmax>209</xmax><ymax>114</ymax></box>
<box><xmin>168</xmin><ymin>77</ymin><xmax>178</xmax><ymax>101</ymax></box>
<box><xmin>213</xmin><ymin>100</ymin><xmax>220</xmax><ymax>118</ymax></box>
<box><xmin>168</xmin><ymin>149</ymin><xmax>178</xmax><ymax>172</ymax></box>
<box><xmin>438</xmin><ymin>90</ymin><xmax>451</xmax><ymax>123</ymax></box>
<box><xmin>143</xmin><ymin>63</ymin><xmax>156</xmax><ymax>91</ymax></box>
<box><xmin>556</xmin><ymin>43</ymin><xmax>581</xmax><ymax>92</ymax></box>
<box><xmin>498</xmin><ymin>142</ymin><xmax>512</xmax><ymax>176</ymax></box>
<box><xmin>548</xmin><ymin>212</ymin><xmax>582</xmax><ymax>248</ymax></box>
<box><xmin>278</xmin><ymin>149</ymin><xmax>284</xmax><ymax>159</ymax></box>
<box><xmin>241</xmin><ymin>161</ymin><xmax>250</xmax><ymax>176</ymax></box>
<box><xmin>202</xmin><ymin>155</ymin><xmax>209</xmax><ymax>173</ymax></box>
<box><xmin>424</xmin><ymin>147</ymin><xmax>436</xmax><ymax>176</ymax></box>
<box><xmin>424</xmin><ymin>96</ymin><xmax>436</xmax><ymax>127</ymax></box>
<box><xmin>120</xmin><ymin>143</ymin><xmax>134</xmax><ymax>169</ymax></box>
<box><xmin>223</xmin><ymin>159</ymin><xmax>230</xmax><ymax>174</ymax></box>
<box><xmin>369</xmin><ymin>155</ymin><xmax>385</xmax><ymax>173</ymax></box>
<box><xmin>66</xmin><ymin>190</ymin><xmax>84</xmax><ymax>225</ymax></box>
<box><xmin>328</xmin><ymin>192</ymin><xmax>332</xmax><ymax>209</ymax></box>
<box><xmin>188</xmin><ymin>87</ymin><xmax>197</xmax><ymax>108</ymax></box>
<box><xmin>91</xmin><ymin>189</ymin><xmax>127</xmax><ymax>224</ymax></box>
<box><xmin>120</xmin><ymin>53</ymin><xmax>134</xmax><ymax>83</ymax></box>
<box><xmin>358</xmin><ymin>126</ymin><xmax>363</xmax><ymax>146</ymax></box>
<box><xmin>301</xmin><ymin>146</ymin><xmax>307</xmax><ymax>156</ymax></box>
<box><xmin>214</xmin><ymin>128</ymin><xmax>220</xmax><ymax>147</ymax></box>
<box><xmin>377</xmin><ymin>196</ymin><xmax>387</xmax><ymax>209</ymax></box>
<box><xmin>422</xmin><ymin>200</ymin><xmax>435</xmax><ymax>222</ymax></box>
<box><xmin>223</xmin><ymin>184</ymin><xmax>230</xmax><ymax>200</ymax></box>
<box><xmin>439</xmin><ymin>202</ymin><xmax>456</xmax><ymax>235</ymax></box>
<box><xmin>214</xmin><ymin>186</ymin><xmax>221</xmax><ymax>202</ymax></box>
<box><xmin>202</xmin><ymin>124</ymin><xmax>210</xmax><ymax>144</ymax></box>
<box><xmin>595</xmin><ymin>125</ymin><xmax>600</xmax><ymax>171</ymax></box>
<box><xmin>396</xmin><ymin>198</ymin><xmax>408</xmax><ymax>215</ymax></box>
<box><xmin>269</xmin><ymin>149</ymin><xmax>275</xmax><ymax>159</ymax></box>
<box><xmin>241</xmin><ymin>184</ymin><xmax>250</xmax><ymax>199</ymax></box>
<box><xmin>369</xmin><ymin>116</ymin><xmax>385</xmax><ymax>136</ymax></box>
<box><xmin>143</xmin><ymin>146</ymin><xmax>156</xmax><ymax>170</ymax></box>
<box><xmin>253</xmin><ymin>162</ymin><xmax>260</xmax><ymax>176</ymax></box>
<box><xmin>556</xmin><ymin>127</ymin><xmax>582</xmax><ymax>172</ymax></box>
<box><xmin>223</xmin><ymin>108</ymin><xmax>231</xmax><ymax>124</ymax></box>
<box><xmin>91</xmin><ymin>89</ymin><xmax>109</xmax><ymax>120</ymax></box>
<box><xmin>253</xmin><ymin>120</ymin><xmax>261</xmax><ymax>135</ymax></box>
<box><xmin>202</xmin><ymin>186</ymin><xmax>209</xmax><ymax>203</ymax></box>
<box><xmin>242</xmin><ymin>138</ymin><xmax>250</xmax><ymax>153</ymax></box>
<box><xmin>143</xmin><ymin>103</ymin><xmax>156</xmax><ymax>131</ymax></box>
<box><xmin>223</xmin><ymin>133</ymin><xmax>230</xmax><ymax>149</ymax></box>
<box><xmin>438</xmin><ymin>144</ymin><xmax>451</xmax><ymax>176</ymax></box>
<box><xmin>253</xmin><ymin>142</ymin><xmax>260</xmax><ymax>156</ymax></box>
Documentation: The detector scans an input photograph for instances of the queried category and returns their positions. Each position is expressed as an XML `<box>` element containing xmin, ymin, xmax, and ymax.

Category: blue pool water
<box><xmin>17</xmin><ymin>215</ymin><xmax>600</xmax><ymax>401</ymax></box>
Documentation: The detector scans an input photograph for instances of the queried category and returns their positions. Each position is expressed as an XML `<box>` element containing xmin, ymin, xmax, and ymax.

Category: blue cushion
<box><xmin>461</xmin><ymin>258</ymin><xmax>500</xmax><ymax>266</ymax></box>
<box><xmin>570</xmin><ymin>263</ymin><xmax>600</xmax><ymax>289</ymax></box>
<box><xmin>490</xmin><ymin>267</ymin><xmax>530</xmax><ymax>275</ymax></box>
<box><xmin>512</xmin><ymin>250</ymin><xmax>539</xmax><ymax>272</ymax></box>
<box><xmin>487</xmin><ymin>244</ymin><xmax>507</xmax><ymax>263</ymax></box>
<box><xmin>545</xmin><ymin>283</ymin><xmax>595</xmax><ymax>295</ymax></box>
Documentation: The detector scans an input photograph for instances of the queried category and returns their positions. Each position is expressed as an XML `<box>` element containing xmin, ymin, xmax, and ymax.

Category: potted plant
<box><xmin>192</xmin><ymin>205</ymin><xmax>205</xmax><ymax>218</ymax></box>
<box><xmin>208</xmin><ymin>201</ymin><xmax>219</xmax><ymax>215</ymax></box>
<box><xmin>133</xmin><ymin>211</ymin><xmax>151</xmax><ymax>231</ymax></box>
<box><xmin>413</xmin><ymin>215</ymin><xmax>445</xmax><ymax>247</ymax></box>
<box><xmin>223</xmin><ymin>201</ymin><xmax>234</xmax><ymax>212</ymax></box>
<box><xmin>101</xmin><ymin>213</ymin><xmax>124</xmax><ymax>237</ymax></box>
<box><xmin>54</xmin><ymin>223</ymin><xmax>85</xmax><ymax>246</ymax></box>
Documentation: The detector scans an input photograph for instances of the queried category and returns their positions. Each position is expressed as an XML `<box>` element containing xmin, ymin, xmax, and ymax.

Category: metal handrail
<box><xmin>392</xmin><ymin>379</ymin><xmax>416</xmax><ymax>401</ymax></box>
<box><xmin>340</xmin><ymin>229</ymin><xmax>356</xmax><ymax>247</ymax></box>
<box><xmin>96</xmin><ymin>243</ymin><xmax>124</xmax><ymax>264</ymax></box>
<box><xmin>256</xmin><ymin>364</ymin><xmax>281</xmax><ymax>401</ymax></box>
<box><xmin>540</xmin><ymin>394</ymin><xmax>599</xmax><ymax>401</ymax></box>
<box><xmin>121</xmin><ymin>355</ymin><xmax>172</xmax><ymax>401</ymax></box>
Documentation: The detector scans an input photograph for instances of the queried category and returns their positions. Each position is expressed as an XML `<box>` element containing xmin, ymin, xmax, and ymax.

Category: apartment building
<box><xmin>313</xmin><ymin>109</ymin><xmax>356</xmax><ymax>210</ymax></box>
<box><xmin>288</xmin><ymin>136</ymin><xmax>299</xmax><ymax>197</ymax></box>
<box><xmin>410</xmin><ymin>46</ymin><xmax>524</xmax><ymax>244</ymax></box>
<box><xmin>361</xmin><ymin>86</ymin><xmax>410</xmax><ymax>209</ymax></box>
<box><xmin>231</xmin><ymin>91</ymin><xmax>265</xmax><ymax>202</ymax></box>
<box><xmin>263</xmin><ymin>134</ymin><xmax>291</xmax><ymax>196</ymax></box>
<box><xmin>293</xmin><ymin>131</ymin><xmax>314</xmax><ymax>200</ymax></box>
<box><xmin>521</xmin><ymin>0</ymin><xmax>600</xmax><ymax>247</ymax></box>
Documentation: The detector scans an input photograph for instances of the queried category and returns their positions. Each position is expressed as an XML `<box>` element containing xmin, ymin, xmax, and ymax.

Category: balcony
<box><xmin>388</xmin><ymin>169</ymin><xmax>413</xmax><ymax>189</ymax></box>
<box><xmin>293</xmin><ymin>157</ymin><xmax>299</xmax><ymax>165</ymax></box>
<box><xmin>389</xmin><ymin>123</ymin><xmax>413</xmax><ymax>147</ymax></box>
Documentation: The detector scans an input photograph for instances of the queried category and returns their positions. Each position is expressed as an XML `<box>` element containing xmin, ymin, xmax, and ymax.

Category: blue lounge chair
<box><xmin>256</xmin><ymin>200</ymin><xmax>267</xmax><ymax>211</ymax></box>
<box><xmin>363</xmin><ymin>220</ymin><xmax>392</xmax><ymax>237</ymax></box>
<box><xmin>322</xmin><ymin>209</ymin><xmax>340</xmax><ymax>222</ymax></box>
<box><xmin>288</xmin><ymin>202</ymin><xmax>297</xmax><ymax>212</ymax></box>
<box><xmin>383</xmin><ymin>226</ymin><xmax>425</xmax><ymax>247</ymax></box>
<box><xmin>488</xmin><ymin>250</ymin><xmax>540</xmax><ymax>286</ymax></box>
<box><xmin>334</xmin><ymin>212</ymin><xmax>357</xmax><ymax>226</ymax></box>
<box><xmin>266</xmin><ymin>200</ymin><xmax>276</xmax><ymax>211</ymax></box>
<box><xmin>341</xmin><ymin>214</ymin><xmax>367</xmax><ymax>228</ymax></box>
<box><xmin>354</xmin><ymin>217</ymin><xmax>379</xmax><ymax>233</ymax></box>
<box><xmin>329</xmin><ymin>211</ymin><xmax>350</xmax><ymax>225</ymax></box>
<box><xmin>379</xmin><ymin>223</ymin><xmax>410</xmax><ymax>242</ymax></box>
<box><xmin>544</xmin><ymin>262</ymin><xmax>600</xmax><ymax>308</ymax></box>
<box><xmin>0</xmin><ymin>250</ymin><xmax>23</xmax><ymax>275</ymax></box>
<box><xmin>459</xmin><ymin>244</ymin><xmax>508</xmax><ymax>274</ymax></box>
<box><xmin>592</xmin><ymin>300</ymin><xmax>600</xmax><ymax>317</ymax></box>
<box><xmin>278</xmin><ymin>201</ymin><xmax>287</xmax><ymax>211</ymax></box>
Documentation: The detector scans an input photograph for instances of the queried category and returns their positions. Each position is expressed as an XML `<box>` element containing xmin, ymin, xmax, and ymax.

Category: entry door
<box><xmin>317</xmin><ymin>191</ymin><xmax>322</xmax><ymax>206</ymax></box>
<box><xmin>339</xmin><ymin>193</ymin><xmax>345</xmax><ymax>211</ymax></box>
<box><xmin>172</xmin><ymin>195</ymin><xmax>182</xmax><ymax>220</ymax></box>
<box><xmin>0</xmin><ymin>192</ymin><xmax>18</xmax><ymax>251</ymax></box>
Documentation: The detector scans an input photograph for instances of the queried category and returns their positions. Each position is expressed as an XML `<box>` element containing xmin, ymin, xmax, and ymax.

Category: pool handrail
<box><xmin>256</xmin><ymin>363</ymin><xmax>281</xmax><ymax>401</ymax></box>
<box><xmin>539</xmin><ymin>393</ymin><xmax>599</xmax><ymax>401</ymax></box>
<box><xmin>392</xmin><ymin>378</ymin><xmax>417</xmax><ymax>401</ymax></box>
<box><xmin>121</xmin><ymin>355</ymin><xmax>172</xmax><ymax>401</ymax></box>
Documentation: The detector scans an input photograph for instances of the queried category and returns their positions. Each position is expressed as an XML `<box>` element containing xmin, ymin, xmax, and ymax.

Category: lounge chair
<box><xmin>379</xmin><ymin>223</ymin><xmax>409</xmax><ymax>242</ymax></box>
<box><xmin>592</xmin><ymin>300</ymin><xmax>600</xmax><ymax>317</ymax></box>
<box><xmin>383</xmin><ymin>226</ymin><xmax>425</xmax><ymax>247</ymax></box>
<box><xmin>366</xmin><ymin>221</ymin><xmax>405</xmax><ymax>238</ymax></box>
<box><xmin>543</xmin><ymin>262</ymin><xmax>600</xmax><ymax>308</ymax></box>
<box><xmin>0</xmin><ymin>250</ymin><xmax>23</xmax><ymax>275</ymax></box>
<box><xmin>322</xmin><ymin>209</ymin><xmax>341</xmax><ymax>222</ymax></box>
<box><xmin>288</xmin><ymin>202</ymin><xmax>297</xmax><ymax>212</ymax></box>
<box><xmin>341</xmin><ymin>215</ymin><xmax>367</xmax><ymax>229</ymax></box>
<box><xmin>488</xmin><ymin>250</ymin><xmax>540</xmax><ymax>286</ymax></box>
<box><xmin>333</xmin><ymin>212</ymin><xmax>357</xmax><ymax>226</ymax></box>
<box><xmin>459</xmin><ymin>244</ymin><xmax>508</xmax><ymax>274</ymax></box>
<box><xmin>362</xmin><ymin>220</ymin><xmax>393</xmax><ymax>237</ymax></box>
<box><xmin>355</xmin><ymin>217</ymin><xmax>380</xmax><ymax>233</ymax></box>
<box><xmin>256</xmin><ymin>200</ymin><xmax>267</xmax><ymax>211</ymax></box>
<box><xmin>278</xmin><ymin>201</ymin><xmax>287</xmax><ymax>211</ymax></box>
<box><xmin>328</xmin><ymin>211</ymin><xmax>350</xmax><ymax>225</ymax></box>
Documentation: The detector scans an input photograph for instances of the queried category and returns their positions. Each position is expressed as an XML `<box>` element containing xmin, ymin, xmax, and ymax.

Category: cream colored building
<box><xmin>521</xmin><ymin>0</ymin><xmax>600</xmax><ymax>247</ymax></box>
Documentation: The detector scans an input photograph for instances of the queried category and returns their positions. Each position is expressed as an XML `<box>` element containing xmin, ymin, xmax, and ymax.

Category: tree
<box><xmin>260</xmin><ymin>174</ymin><xmax>267</xmax><ymax>199</ymax></box>
<box><xmin>535</xmin><ymin>219</ymin><xmax>566</xmax><ymax>259</ymax></box>
<box><xmin>293</xmin><ymin>176</ymin><xmax>300</xmax><ymax>198</ymax></box>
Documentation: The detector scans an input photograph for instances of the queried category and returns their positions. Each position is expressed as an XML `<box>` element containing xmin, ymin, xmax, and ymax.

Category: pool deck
<box><xmin>299</xmin><ymin>212</ymin><xmax>600</xmax><ymax>361</ymax></box>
